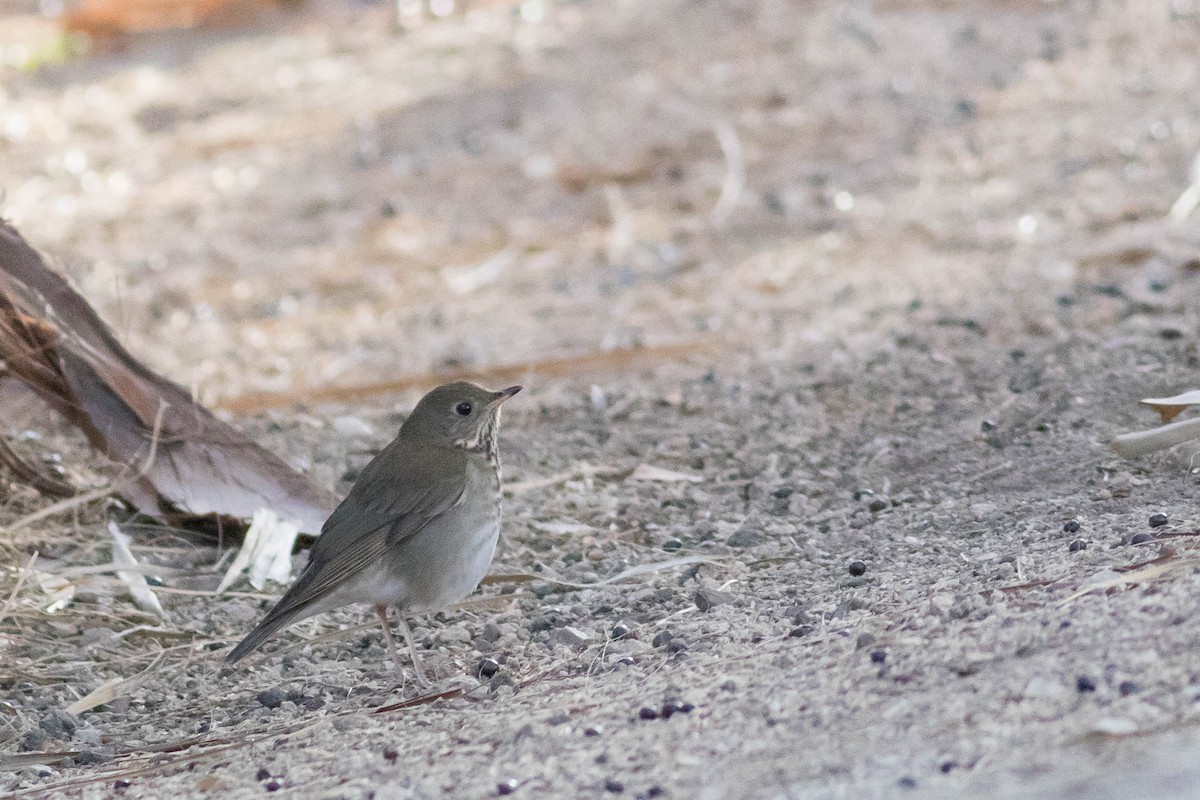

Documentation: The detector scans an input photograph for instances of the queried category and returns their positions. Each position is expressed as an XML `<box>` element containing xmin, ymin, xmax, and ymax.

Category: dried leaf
<box><xmin>1112</xmin><ymin>416</ymin><xmax>1200</xmax><ymax>458</ymax></box>
<box><xmin>34</xmin><ymin>571</ymin><xmax>75</xmax><ymax>613</ymax></box>
<box><xmin>216</xmin><ymin>508</ymin><xmax>298</xmax><ymax>593</ymax></box>
<box><xmin>64</xmin><ymin>653</ymin><xmax>163</xmax><ymax>715</ymax></box>
<box><xmin>109</xmin><ymin>521</ymin><xmax>165</xmax><ymax>618</ymax></box>
<box><xmin>1058</xmin><ymin>560</ymin><xmax>1185</xmax><ymax>607</ymax></box>
<box><xmin>0</xmin><ymin>220</ymin><xmax>338</xmax><ymax>532</ymax></box>
<box><xmin>628</xmin><ymin>464</ymin><xmax>703</xmax><ymax>483</ymax></box>
<box><xmin>1140</xmin><ymin>390</ymin><xmax>1200</xmax><ymax>423</ymax></box>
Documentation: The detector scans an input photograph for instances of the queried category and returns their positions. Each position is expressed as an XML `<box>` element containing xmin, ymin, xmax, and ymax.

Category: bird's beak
<box><xmin>487</xmin><ymin>385</ymin><xmax>523</xmax><ymax>409</ymax></box>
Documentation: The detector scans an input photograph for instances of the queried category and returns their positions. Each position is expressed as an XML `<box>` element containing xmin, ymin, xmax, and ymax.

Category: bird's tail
<box><xmin>226</xmin><ymin>606</ymin><xmax>304</xmax><ymax>664</ymax></box>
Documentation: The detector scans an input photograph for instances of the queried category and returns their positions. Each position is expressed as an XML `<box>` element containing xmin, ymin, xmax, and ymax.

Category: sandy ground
<box><xmin>4</xmin><ymin>0</ymin><xmax>1200</xmax><ymax>797</ymax></box>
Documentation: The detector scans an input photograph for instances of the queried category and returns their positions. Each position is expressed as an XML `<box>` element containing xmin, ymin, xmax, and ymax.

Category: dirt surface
<box><xmin>4</xmin><ymin>0</ymin><xmax>1200</xmax><ymax>797</ymax></box>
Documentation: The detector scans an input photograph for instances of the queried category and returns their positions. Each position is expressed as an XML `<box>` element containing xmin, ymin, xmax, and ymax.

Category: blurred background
<box><xmin>1</xmin><ymin>0</ymin><xmax>1198</xmax><ymax>411</ymax></box>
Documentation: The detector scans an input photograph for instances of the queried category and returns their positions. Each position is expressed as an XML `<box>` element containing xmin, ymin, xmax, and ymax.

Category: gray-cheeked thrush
<box><xmin>227</xmin><ymin>381</ymin><xmax>522</xmax><ymax>685</ymax></box>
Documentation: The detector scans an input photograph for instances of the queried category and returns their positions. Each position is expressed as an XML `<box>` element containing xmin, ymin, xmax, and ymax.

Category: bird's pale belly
<box><xmin>329</xmin><ymin>512</ymin><xmax>500</xmax><ymax>614</ymax></box>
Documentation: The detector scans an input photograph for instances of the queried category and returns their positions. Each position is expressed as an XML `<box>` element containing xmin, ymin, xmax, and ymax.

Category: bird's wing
<box><xmin>263</xmin><ymin>439</ymin><xmax>468</xmax><ymax>618</ymax></box>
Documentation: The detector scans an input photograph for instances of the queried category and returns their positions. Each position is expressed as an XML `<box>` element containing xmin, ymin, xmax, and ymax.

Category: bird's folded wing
<box><xmin>267</xmin><ymin>441</ymin><xmax>467</xmax><ymax>615</ymax></box>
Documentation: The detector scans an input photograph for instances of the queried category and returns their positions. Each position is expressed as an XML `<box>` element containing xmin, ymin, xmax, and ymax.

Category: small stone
<box><xmin>39</xmin><ymin>709</ymin><xmax>79</xmax><ymax>739</ymax></box>
<box><xmin>652</xmin><ymin>631</ymin><xmax>673</xmax><ymax>648</ymax></box>
<box><xmin>1130</xmin><ymin>532</ymin><xmax>1154</xmax><ymax>545</ymax></box>
<box><xmin>331</xmin><ymin>415</ymin><xmax>373</xmax><ymax>437</ymax></box>
<box><xmin>980</xmin><ymin>419</ymin><xmax>997</xmax><ymax>432</ymax></box>
<box><xmin>855</xmin><ymin>633</ymin><xmax>875</xmax><ymax>650</ymax></box>
<box><xmin>547</xmin><ymin>713</ymin><xmax>570</xmax><ymax>726</ymax></box>
<box><xmin>478</xmin><ymin>658</ymin><xmax>500</xmax><ymax>679</ymax></box>
<box><xmin>1091</xmin><ymin>717</ymin><xmax>1137</xmax><ymax>736</ymax></box>
<box><xmin>497</xmin><ymin>779</ymin><xmax>519</xmax><ymax>795</ymax></box>
<box><xmin>75</xmin><ymin>750</ymin><xmax>110</xmax><ymax>765</ymax></box>
<box><xmin>661</xmin><ymin>538</ymin><xmax>683</xmax><ymax>552</ymax></box>
<box><xmin>1149</xmin><ymin>513</ymin><xmax>1169</xmax><ymax>528</ymax></box>
<box><xmin>867</xmin><ymin>498</ymin><xmax>888</xmax><ymax>513</ymax></box>
<box><xmin>114</xmin><ymin>779</ymin><xmax>132</xmax><ymax>791</ymax></box>
<box><xmin>383</xmin><ymin>748</ymin><xmax>399</xmax><ymax>763</ymax></box>
<box><xmin>265</xmin><ymin>780</ymin><xmax>282</xmax><ymax>792</ymax></box>
<box><xmin>638</xmin><ymin>706</ymin><xmax>659</xmax><ymax>720</ymax></box>
<box><xmin>666</xmin><ymin>639</ymin><xmax>688</xmax><ymax>654</ymax></box>
<box><xmin>898</xmin><ymin>776</ymin><xmax>918</xmax><ymax>790</ymax></box>
<box><xmin>1076</xmin><ymin>675</ymin><xmax>1097</xmax><ymax>693</ymax></box>
<box><xmin>1118</xmin><ymin>680</ymin><xmax>1140</xmax><ymax>696</ymax></box>
<box><xmin>694</xmin><ymin>587</ymin><xmax>734</xmax><ymax>612</ymax></box>
<box><xmin>788</xmin><ymin>625</ymin><xmax>813</xmax><ymax>638</ymax></box>
<box><xmin>256</xmin><ymin>768</ymin><xmax>271</xmax><ymax>781</ymax></box>
<box><xmin>604</xmin><ymin>778</ymin><xmax>625</xmax><ymax>793</ymax></box>
<box><xmin>720</xmin><ymin>680</ymin><xmax>737</xmax><ymax>692</ymax></box>
<box><xmin>550</xmin><ymin>626</ymin><xmax>591</xmax><ymax>648</ymax></box>
<box><xmin>21</xmin><ymin>729</ymin><xmax>47</xmax><ymax>751</ymax></box>
<box><xmin>848</xmin><ymin>561</ymin><xmax>866</xmax><ymax>577</ymax></box>
<box><xmin>257</xmin><ymin>689</ymin><xmax>284</xmax><ymax>709</ymax></box>
<box><xmin>645</xmin><ymin>787</ymin><xmax>664</xmax><ymax>798</ymax></box>
<box><xmin>1068</xmin><ymin>539</ymin><xmax>1087</xmax><ymax>552</ymax></box>
<box><xmin>870</xmin><ymin>649</ymin><xmax>887</xmax><ymax>664</ymax></box>
<box><xmin>725</xmin><ymin>525</ymin><xmax>760</xmax><ymax>548</ymax></box>
<box><xmin>1063</xmin><ymin>519</ymin><xmax>1081</xmax><ymax>533</ymax></box>
<box><xmin>661</xmin><ymin>700</ymin><xmax>684</xmax><ymax>719</ymax></box>
<box><xmin>611</xmin><ymin>623</ymin><xmax>631</xmax><ymax>640</ymax></box>
<box><xmin>584</xmin><ymin>725</ymin><xmax>603</xmax><ymax>737</ymax></box>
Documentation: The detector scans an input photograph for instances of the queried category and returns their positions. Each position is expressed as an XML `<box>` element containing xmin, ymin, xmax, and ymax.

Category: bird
<box><xmin>226</xmin><ymin>381</ymin><xmax>522</xmax><ymax>686</ymax></box>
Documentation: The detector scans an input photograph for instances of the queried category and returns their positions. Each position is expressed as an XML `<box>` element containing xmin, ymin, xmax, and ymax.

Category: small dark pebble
<box><xmin>1119</xmin><ymin>680</ymin><xmax>1140</xmax><ymax>696</ymax></box>
<box><xmin>940</xmin><ymin>761</ymin><xmax>958</xmax><ymax>774</ymax></box>
<box><xmin>856</xmin><ymin>633</ymin><xmax>875</xmax><ymax>650</ymax></box>
<box><xmin>1063</xmin><ymin>519</ymin><xmax>1081</xmax><ymax>533</ymax></box>
<box><xmin>898</xmin><ymin>776</ymin><xmax>918</xmax><ymax>790</ymax></box>
<box><xmin>75</xmin><ymin>751</ymin><xmax>109</xmax><ymax>766</ymax></box>
<box><xmin>21</xmin><ymin>729</ymin><xmax>47</xmax><ymax>751</ymax></box>
<box><xmin>661</xmin><ymin>701</ymin><xmax>683</xmax><ymax>718</ymax></box>
<box><xmin>478</xmin><ymin>658</ymin><xmax>500</xmax><ymax>679</ymax></box>
<box><xmin>788</xmin><ymin>625</ymin><xmax>813</xmax><ymax>638</ymax></box>
<box><xmin>1149</xmin><ymin>513</ymin><xmax>1169</xmax><ymax>528</ymax></box>
<box><xmin>611</xmin><ymin>623</ymin><xmax>631</xmax><ymax>640</ymax></box>
<box><xmin>114</xmin><ymin>778</ymin><xmax>132</xmax><ymax>791</ymax></box>
<box><xmin>383</xmin><ymin>748</ymin><xmax>399</xmax><ymax>763</ymax></box>
<box><xmin>848</xmin><ymin>561</ymin><xmax>866</xmax><ymax>577</ymax></box>
<box><xmin>638</xmin><ymin>706</ymin><xmax>659</xmax><ymax>720</ymax></box>
<box><xmin>40</xmin><ymin>709</ymin><xmax>79</xmax><ymax>739</ymax></box>
<box><xmin>256</xmin><ymin>768</ymin><xmax>271</xmax><ymax>781</ymax></box>
<box><xmin>497</xmin><ymin>779</ymin><xmax>519</xmax><ymax>795</ymax></box>
<box><xmin>547</xmin><ymin>713</ymin><xmax>570</xmax><ymax>726</ymax></box>
<box><xmin>605</xmin><ymin>779</ymin><xmax>625</xmax><ymax>793</ymax></box>
<box><xmin>257</xmin><ymin>688</ymin><xmax>284</xmax><ymax>709</ymax></box>
<box><xmin>980</xmin><ymin>419</ymin><xmax>997</xmax><ymax>432</ymax></box>
<box><xmin>661</xmin><ymin>538</ymin><xmax>683</xmax><ymax>552</ymax></box>
<box><xmin>870</xmin><ymin>649</ymin><xmax>887</xmax><ymax>664</ymax></box>
<box><xmin>1076</xmin><ymin>675</ymin><xmax>1097</xmax><ymax>693</ymax></box>
<box><xmin>1068</xmin><ymin>539</ymin><xmax>1087</xmax><ymax>552</ymax></box>
<box><xmin>666</xmin><ymin>639</ymin><xmax>688</xmax><ymax>655</ymax></box>
<box><xmin>694</xmin><ymin>587</ymin><xmax>734</xmax><ymax>612</ymax></box>
<box><xmin>645</xmin><ymin>787</ymin><xmax>664</xmax><ymax>798</ymax></box>
<box><xmin>725</xmin><ymin>526</ymin><xmax>761</xmax><ymax>548</ymax></box>
<box><xmin>720</xmin><ymin>680</ymin><xmax>737</xmax><ymax>692</ymax></box>
<box><xmin>265</xmin><ymin>780</ymin><xmax>282</xmax><ymax>792</ymax></box>
<box><xmin>652</xmin><ymin>631</ymin><xmax>673</xmax><ymax>648</ymax></box>
<box><xmin>1130</xmin><ymin>532</ymin><xmax>1154</xmax><ymax>545</ymax></box>
<box><xmin>584</xmin><ymin>725</ymin><xmax>603</xmax><ymax>737</ymax></box>
<box><xmin>867</xmin><ymin>498</ymin><xmax>888</xmax><ymax>513</ymax></box>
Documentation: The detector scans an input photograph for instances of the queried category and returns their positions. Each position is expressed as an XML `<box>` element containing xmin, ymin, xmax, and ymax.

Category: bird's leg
<box><xmin>375</xmin><ymin>604</ymin><xmax>406</xmax><ymax>676</ymax></box>
<box><xmin>395</xmin><ymin>612</ymin><xmax>431</xmax><ymax>689</ymax></box>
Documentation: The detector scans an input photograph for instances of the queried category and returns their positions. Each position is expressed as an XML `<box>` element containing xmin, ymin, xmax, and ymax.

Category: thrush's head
<box><xmin>401</xmin><ymin>382</ymin><xmax>522</xmax><ymax>453</ymax></box>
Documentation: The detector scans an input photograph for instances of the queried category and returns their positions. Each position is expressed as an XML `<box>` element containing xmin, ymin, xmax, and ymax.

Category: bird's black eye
<box><xmin>455</xmin><ymin>402</ymin><xmax>473</xmax><ymax>416</ymax></box>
